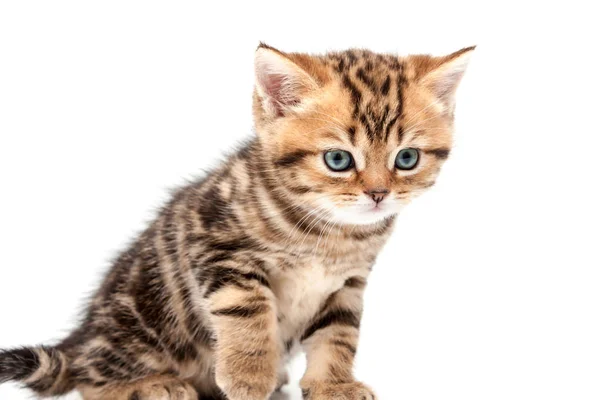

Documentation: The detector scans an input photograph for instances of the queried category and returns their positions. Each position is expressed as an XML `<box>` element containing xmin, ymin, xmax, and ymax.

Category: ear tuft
<box><xmin>419</xmin><ymin>46</ymin><xmax>476</xmax><ymax>107</ymax></box>
<box><xmin>257</xmin><ymin>42</ymin><xmax>279</xmax><ymax>52</ymax></box>
<box><xmin>254</xmin><ymin>46</ymin><xmax>319</xmax><ymax>117</ymax></box>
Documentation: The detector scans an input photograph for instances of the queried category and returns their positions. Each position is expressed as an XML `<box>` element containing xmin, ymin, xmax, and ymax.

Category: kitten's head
<box><xmin>253</xmin><ymin>44</ymin><xmax>474</xmax><ymax>226</ymax></box>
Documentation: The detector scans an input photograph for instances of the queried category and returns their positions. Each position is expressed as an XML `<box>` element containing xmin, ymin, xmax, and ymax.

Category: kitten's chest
<box><xmin>270</xmin><ymin>258</ymin><xmax>367</xmax><ymax>341</ymax></box>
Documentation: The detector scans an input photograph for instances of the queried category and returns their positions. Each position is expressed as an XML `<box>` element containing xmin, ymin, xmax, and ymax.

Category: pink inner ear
<box><xmin>258</xmin><ymin>71</ymin><xmax>301</xmax><ymax>115</ymax></box>
<box><xmin>435</xmin><ymin>69</ymin><xmax>463</xmax><ymax>100</ymax></box>
<box><xmin>426</xmin><ymin>51</ymin><xmax>473</xmax><ymax>104</ymax></box>
<box><xmin>255</xmin><ymin>48</ymin><xmax>317</xmax><ymax>116</ymax></box>
<box><xmin>261</xmin><ymin>73</ymin><xmax>284</xmax><ymax>101</ymax></box>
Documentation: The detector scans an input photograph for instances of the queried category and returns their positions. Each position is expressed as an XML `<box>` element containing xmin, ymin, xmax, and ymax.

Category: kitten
<box><xmin>0</xmin><ymin>43</ymin><xmax>473</xmax><ymax>400</ymax></box>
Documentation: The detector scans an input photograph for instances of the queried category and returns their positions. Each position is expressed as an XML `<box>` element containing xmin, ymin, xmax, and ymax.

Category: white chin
<box><xmin>328</xmin><ymin>208</ymin><xmax>399</xmax><ymax>226</ymax></box>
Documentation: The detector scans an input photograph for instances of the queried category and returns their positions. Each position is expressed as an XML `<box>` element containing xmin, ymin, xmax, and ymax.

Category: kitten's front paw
<box><xmin>302</xmin><ymin>381</ymin><xmax>376</xmax><ymax>400</ymax></box>
<box><xmin>215</xmin><ymin>369</ymin><xmax>277</xmax><ymax>400</ymax></box>
<box><xmin>216</xmin><ymin>380</ymin><xmax>274</xmax><ymax>400</ymax></box>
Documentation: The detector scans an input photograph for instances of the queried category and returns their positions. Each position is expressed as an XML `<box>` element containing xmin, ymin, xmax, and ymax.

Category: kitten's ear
<box><xmin>254</xmin><ymin>44</ymin><xmax>319</xmax><ymax>117</ymax></box>
<box><xmin>415</xmin><ymin>46</ymin><xmax>476</xmax><ymax>108</ymax></box>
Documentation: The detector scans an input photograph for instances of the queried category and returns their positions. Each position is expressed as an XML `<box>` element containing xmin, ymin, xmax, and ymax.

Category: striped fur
<box><xmin>0</xmin><ymin>44</ymin><xmax>473</xmax><ymax>399</ymax></box>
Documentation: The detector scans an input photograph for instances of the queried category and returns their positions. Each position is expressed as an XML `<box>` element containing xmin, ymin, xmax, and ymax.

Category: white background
<box><xmin>1</xmin><ymin>1</ymin><xmax>599</xmax><ymax>399</ymax></box>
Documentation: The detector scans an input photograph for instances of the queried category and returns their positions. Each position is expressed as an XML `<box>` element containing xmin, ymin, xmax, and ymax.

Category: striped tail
<box><xmin>0</xmin><ymin>346</ymin><xmax>73</xmax><ymax>396</ymax></box>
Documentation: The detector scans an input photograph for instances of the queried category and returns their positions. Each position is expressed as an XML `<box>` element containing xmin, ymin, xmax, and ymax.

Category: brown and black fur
<box><xmin>0</xmin><ymin>44</ymin><xmax>474</xmax><ymax>399</ymax></box>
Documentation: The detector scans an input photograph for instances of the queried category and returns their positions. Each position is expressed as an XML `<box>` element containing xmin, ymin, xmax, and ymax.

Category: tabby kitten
<box><xmin>0</xmin><ymin>43</ymin><xmax>473</xmax><ymax>399</ymax></box>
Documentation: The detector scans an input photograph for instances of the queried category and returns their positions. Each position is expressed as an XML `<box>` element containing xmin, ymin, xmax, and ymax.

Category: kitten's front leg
<box><xmin>207</xmin><ymin>267</ymin><xmax>280</xmax><ymax>400</ymax></box>
<box><xmin>300</xmin><ymin>277</ymin><xmax>376</xmax><ymax>400</ymax></box>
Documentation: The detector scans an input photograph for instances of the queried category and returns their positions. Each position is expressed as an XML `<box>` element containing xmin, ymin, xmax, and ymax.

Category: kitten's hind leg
<box><xmin>79</xmin><ymin>375</ymin><xmax>198</xmax><ymax>400</ymax></box>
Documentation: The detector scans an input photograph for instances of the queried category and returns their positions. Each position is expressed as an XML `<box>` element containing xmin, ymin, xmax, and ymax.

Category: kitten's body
<box><xmin>0</xmin><ymin>45</ymin><xmax>473</xmax><ymax>399</ymax></box>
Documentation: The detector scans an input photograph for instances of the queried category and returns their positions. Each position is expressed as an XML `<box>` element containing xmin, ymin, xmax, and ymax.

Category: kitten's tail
<box><xmin>0</xmin><ymin>345</ymin><xmax>74</xmax><ymax>396</ymax></box>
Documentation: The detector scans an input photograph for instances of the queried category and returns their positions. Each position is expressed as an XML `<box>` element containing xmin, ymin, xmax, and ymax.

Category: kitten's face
<box><xmin>254</xmin><ymin>46</ymin><xmax>473</xmax><ymax>226</ymax></box>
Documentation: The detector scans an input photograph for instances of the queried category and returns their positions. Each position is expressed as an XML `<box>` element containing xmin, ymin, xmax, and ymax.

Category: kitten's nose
<box><xmin>365</xmin><ymin>188</ymin><xmax>390</xmax><ymax>204</ymax></box>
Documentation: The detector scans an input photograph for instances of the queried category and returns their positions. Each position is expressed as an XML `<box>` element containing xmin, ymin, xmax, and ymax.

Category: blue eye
<box><xmin>324</xmin><ymin>150</ymin><xmax>353</xmax><ymax>171</ymax></box>
<box><xmin>395</xmin><ymin>148</ymin><xmax>419</xmax><ymax>170</ymax></box>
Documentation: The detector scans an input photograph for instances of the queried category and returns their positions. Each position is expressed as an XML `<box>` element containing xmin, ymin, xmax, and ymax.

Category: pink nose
<box><xmin>365</xmin><ymin>188</ymin><xmax>390</xmax><ymax>204</ymax></box>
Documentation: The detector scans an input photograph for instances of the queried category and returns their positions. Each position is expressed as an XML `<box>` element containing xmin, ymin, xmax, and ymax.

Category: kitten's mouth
<box><xmin>369</xmin><ymin>201</ymin><xmax>388</xmax><ymax>210</ymax></box>
<box><xmin>327</xmin><ymin>202</ymin><xmax>397</xmax><ymax>225</ymax></box>
<box><xmin>361</xmin><ymin>204</ymin><xmax>388</xmax><ymax>214</ymax></box>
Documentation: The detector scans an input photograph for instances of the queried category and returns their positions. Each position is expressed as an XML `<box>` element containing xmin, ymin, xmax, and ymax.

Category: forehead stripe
<box><xmin>356</xmin><ymin>67</ymin><xmax>378</xmax><ymax>94</ymax></box>
<box><xmin>347</xmin><ymin>126</ymin><xmax>357</xmax><ymax>145</ymax></box>
<box><xmin>381</xmin><ymin>75</ymin><xmax>391</xmax><ymax>95</ymax></box>
<box><xmin>342</xmin><ymin>74</ymin><xmax>362</xmax><ymax>114</ymax></box>
<box><xmin>384</xmin><ymin>114</ymin><xmax>399</xmax><ymax>142</ymax></box>
<box><xmin>373</xmin><ymin>104</ymin><xmax>390</xmax><ymax>138</ymax></box>
<box><xmin>359</xmin><ymin>112</ymin><xmax>375</xmax><ymax>141</ymax></box>
<box><xmin>396</xmin><ymin>73</ymin><xmax>406</xmax><ymax>116</ymax></box>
